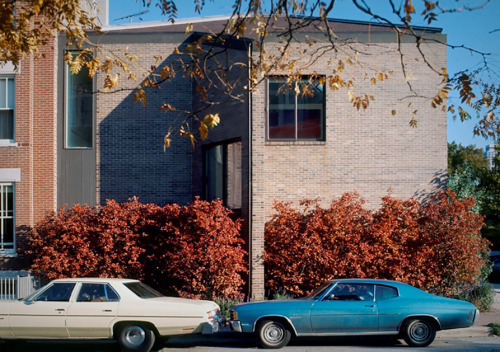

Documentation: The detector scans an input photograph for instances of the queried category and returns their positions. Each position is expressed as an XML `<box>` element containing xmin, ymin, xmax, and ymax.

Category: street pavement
<box><xmin>2</xmin><ymin>287</ymin><xmax>500</xmax><ymax>351</ymax></box>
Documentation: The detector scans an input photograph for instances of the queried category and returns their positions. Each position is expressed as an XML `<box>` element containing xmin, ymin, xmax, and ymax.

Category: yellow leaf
<box><xmin>294</xmin><ymin>84</ymin><xmax>301</xmax><ymax>96</ymax></box>
<box><xmin>133</xmin><ymin>89</ymin><xmax>147</xmax><ymax>107</ymax></box>
<box><xmin>203</xmin><ymin>113</ymin><xmax>220</xmax><ymax>128</ymax></box>
<box><xmin>199</xmin><ymin>122</ymin><xmax>208</xmax><ymax>140</ymax></box>
<box><xmin>160</xmin><ymin>65</ymin><xmax>172</xmax><ymax>80</ymax></box>
<box><xmin>164</xmin><ymin>134</ymin><xmax>172</xmax><ymax>150</ymax></box>
<box><xmin>185</xmin><ymin>23</ymin><xmax>193</xmax><ymax>34</ymax></box>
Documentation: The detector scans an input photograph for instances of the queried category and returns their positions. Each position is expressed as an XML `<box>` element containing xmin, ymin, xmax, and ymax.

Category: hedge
<box><xmin>27</xmin><ymin>197</ymin><xmax>247</xmax><ymax>300</ymax></box>
<box><xmin>265</xmin><ymin>190</ymin><xmax>489</xmax><ymax>297</ymax></box>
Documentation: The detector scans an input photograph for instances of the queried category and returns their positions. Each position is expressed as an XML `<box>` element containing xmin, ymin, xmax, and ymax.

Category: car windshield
<box><xmin>124</xmin><ymin>282</ymin><xmax>163</xmax><ymax>298</ymax></box>
<box><xmin>307</xmin><ymin>282</ymin><xmax>333</xmax><ymax>299</ymax></box>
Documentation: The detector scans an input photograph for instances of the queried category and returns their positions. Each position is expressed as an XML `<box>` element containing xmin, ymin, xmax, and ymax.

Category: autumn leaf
<box><xmin>133</xmin><ymin>89</ymin><xmax>147</xmax><ymax>107</ymax></box>
<box><xmin>199</xmin><ymin>122</ymin><xmax>209</xmax><ymax>140</ymax></box>
<box><xmin>203</xmin><ymin>113</ymin><xmax>220</xmax><ymax>128</ymax></box>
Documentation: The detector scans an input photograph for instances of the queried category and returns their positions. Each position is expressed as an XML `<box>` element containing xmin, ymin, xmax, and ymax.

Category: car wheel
<box><xmin>117</xmin><ymin>324</ymin><xmax>156</xmax><ymax>352</ymax></box>
<box><xmin>257</xmin><ymin>319</ymin><xmax>292</xmax><ymax>349</ymax></box>
<box><xmin>403</xmin><ymin>318</ymin><xmax>436</xmax><ymax>347</ymax></box>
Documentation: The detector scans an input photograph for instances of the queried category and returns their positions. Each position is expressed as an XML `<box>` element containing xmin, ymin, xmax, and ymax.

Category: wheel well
<box><xmin>255</xmin><ymin>316</ymin><xmax>297</xmax><ymax>337</ymax></box>
<box><xmin>400</xmin><ymin>316</ymin><xmax>441</xmax><ymax>333</ymax></box>
<box><xmin>113</xmin><ymin>321</ymin><xmax>160</xmax><ymax>339</ymax></box>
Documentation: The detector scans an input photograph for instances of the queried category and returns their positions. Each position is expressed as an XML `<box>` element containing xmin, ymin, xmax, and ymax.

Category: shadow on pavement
<box><xmin>162</xmin><ymin>331</ymin><xmax>404</xmax><ymax>350</ymax></box>
<box><xmin>0</xmin><ymin>339</ymin><xmax>120</xmax><ymax>352</ymax></box>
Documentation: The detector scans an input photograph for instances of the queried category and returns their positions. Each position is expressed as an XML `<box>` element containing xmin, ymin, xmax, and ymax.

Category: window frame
<box><xmin>375</xmin><ymin>284</ymin><xmax>399</xmax><ymax>301</ymax></box>
<box><xmin>76</xmin><ymin>283</ymin><xmax>120</xmax><ymax>302</ymax></box>
<box><xmin>64</xmin><ymin>51</ymin><xmax>94</xmax><ymax>150</ymax></box>
<box><xmin>0</xmin><ymin>75</ymin><xmax>15</xmax><ymax>144</ymax></box>
<box><xmin>0</xmin><ymin>182</ymin><xmax>15</xmax><ymax>256</ymax></box>
<box><xmin>267</xmin><ymin>76</ymin><xmax>326</xmax><ymax>141</ymax></box>
<box><xmin>30</xmin><ymin>282</ymin><xmax>76</xmax><ymax>302</ymax></box>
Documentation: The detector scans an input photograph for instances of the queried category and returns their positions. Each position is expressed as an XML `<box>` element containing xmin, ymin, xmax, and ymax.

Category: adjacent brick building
<box><xmin>0</xmin><ymin>12</ymin><xmax>447</xmax><ymax>298</ymax></box>
<box><xmin>0</xmin><ymin>37</ymin><xmax>58</xmax><ymax>269</ymax></box>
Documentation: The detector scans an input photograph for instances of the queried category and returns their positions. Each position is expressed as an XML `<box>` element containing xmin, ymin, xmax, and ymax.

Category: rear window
<box><xmin>376</xmin><ymin>285</ymin><xmax>399</xmax><ymax>301</ymax></box>
<box><xmin>124</xmin><ymin>282</ymin><xmax>163</xmax><ymax>298</ymax></box>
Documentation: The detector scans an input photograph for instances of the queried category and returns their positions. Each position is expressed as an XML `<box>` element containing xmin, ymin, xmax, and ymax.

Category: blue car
<box><xmin>230</xmin><ymin>279</ymin><xmax>479</xmax><ymax>348</ymax></box>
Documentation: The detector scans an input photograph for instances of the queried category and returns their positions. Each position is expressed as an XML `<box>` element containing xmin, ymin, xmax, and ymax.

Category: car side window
<box><xmin>326</xmin><ymin>283</ymin><xmax>374</xmax><ymax>301</ymax></box>
<box><xmin>34</xmin><ymin>283</ymin><xmax>76</xmax><ymax>302</ymax></box>
<box><xmin>77</xmin><ymin>283</ymin><xmax>120</xmax><ymax>302</ymax></box>
<box><xmin>375</xmin><ymin>285</ymin><xmax>398</xmax><ymax>301</ymax></box>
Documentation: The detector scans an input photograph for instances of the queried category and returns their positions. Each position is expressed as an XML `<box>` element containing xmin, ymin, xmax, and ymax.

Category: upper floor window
<box><xmin>65</xmin><ymin>52</ymin><xmax>93</xmax><ymax>148</ymax></box>
<box><xmin>268</xmin><ymin>77</ymin><xmax>325</xmax><ymax>140</ymax></box>
<box><xmin>0</xmin><ymin>76</ymin><xmax>15</xmax><ymax>141</ymax></box>
<box><xmin>0</xmin><ymin>183</ymin><xmax>14</xmax><ymax>255</ymax></box>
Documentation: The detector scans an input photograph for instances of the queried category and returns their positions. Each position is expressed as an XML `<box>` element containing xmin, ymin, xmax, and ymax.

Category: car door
<box><xmin>9</xmin><ymin>282</ymin><xmax>76</xmax><ymax>338</ymax></box>
<box><xmin>375</xmin><ymin>284</ymin><xmax>402</xmax><ymax>333</ymax></box>
<box><xmin>66</xmin><ymin>282</ymin><xmax>120</xmax><ymax>338</ymax></box>
<box><xmin>310</xmin><ymin>283</ymin><xmax>378</xmax><ymax>334</ymax></box>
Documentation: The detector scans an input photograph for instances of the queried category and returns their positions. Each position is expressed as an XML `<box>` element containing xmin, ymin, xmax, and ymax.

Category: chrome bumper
<box><xmin>230</xmin><ymin>320</ymin><xmax>242</xmax><ymax>333</ymax></box>
<box><xmin>202</xmin><ymin>321</ymin><xmax>220</xmax><ymax>334</ymax></box>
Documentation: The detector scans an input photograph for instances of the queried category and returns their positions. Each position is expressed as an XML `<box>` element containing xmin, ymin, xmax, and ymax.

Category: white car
<box><xmin>0</xmin><ymin>278</ymin><xmax>222</xmax><ymax>352</ymax></box>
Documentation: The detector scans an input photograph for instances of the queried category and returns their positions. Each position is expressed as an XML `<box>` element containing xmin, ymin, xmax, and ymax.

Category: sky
<box><xmin>108</xmin><ymin>0</ymin><xmax>500</xmax><ymax>151</ymax></box>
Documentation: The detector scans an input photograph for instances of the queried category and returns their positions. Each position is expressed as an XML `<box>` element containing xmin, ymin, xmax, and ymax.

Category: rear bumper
<box><xmin>202</xmin><ymin>321</ymin><xmax>220</xmax><ymax>334</ymax></box>
<box><xmin>473</xmin><ymin>309</ymin><xmax>480</xmax><ymax>324</ymax></box>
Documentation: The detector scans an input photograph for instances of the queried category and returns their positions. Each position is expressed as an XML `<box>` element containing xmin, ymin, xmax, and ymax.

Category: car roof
<box><xmin>328</xmin><ymin>278</ymin><xmax>409</xmax><ymax>286</ymax></box>
<box><xmin>51</xmin><ymin>277</ymin><xmax>139</xmax><ymax>284</ymax></box>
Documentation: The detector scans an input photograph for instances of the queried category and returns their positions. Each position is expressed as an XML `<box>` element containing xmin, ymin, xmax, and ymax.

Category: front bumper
<box><xmin>230</xmin><ymin>320</ymin><xmax>242</xmax><ymax>333</ymax></box>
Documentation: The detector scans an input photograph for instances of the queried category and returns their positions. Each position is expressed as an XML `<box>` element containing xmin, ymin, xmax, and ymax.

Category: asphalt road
<box><xmin>2</xmin><ymin>334</ymin><xmax>500</xmax><ymax>352</ymax></box>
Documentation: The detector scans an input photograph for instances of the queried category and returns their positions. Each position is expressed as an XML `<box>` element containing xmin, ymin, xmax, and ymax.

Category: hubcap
<box><xmin>264</xmin><ymin>324</ymin><xmax>284</xmax><ymax>344</ymax></box>
<box><xmin>410</xmin><ymin>322</ymin><xmax>430</xmax><ymax>341</ymax></box>
<box><xmin>124</xmin><ymin>326</ymin><xmax>146</xmax><ymax>346</ymax></box>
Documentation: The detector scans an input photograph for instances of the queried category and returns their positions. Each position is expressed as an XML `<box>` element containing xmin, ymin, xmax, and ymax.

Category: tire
<box><xmin>257</xmin><ymin>319</ymin><xmax>292</xmax><ymax>349</ymax></box>
<box><xmin>402</xmin><ymin>318</ymin><xmax>436</xmax><ymax>347</ymax></box>
<box><xmin>117</xmin><ymin>324</ymin><xmax>156</xmax><ymax>352</ymax></box>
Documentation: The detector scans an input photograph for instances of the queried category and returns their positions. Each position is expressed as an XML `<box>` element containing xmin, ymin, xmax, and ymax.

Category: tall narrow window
<box><xmin>65</xmin><ymin>53</ymin><xmax>93</xmax><ymax>148</ymax></box>
<box><xmin>205</xmin><ymin>145</ymin><xmax>224</xmax><ymax>202</ymax></box>
<box><xmin>268</xmin><ymin>77</ymin><xmax>325</xmax><ymax>140</ymax></box>
<box><xmin>0</xmin><ymin>183</ymin><xmax>14</xmax><ymax>253</ymax></box>
<box><xmin>0</xmin><ymin>76</ymin><xmax>15</xmax><ymax>141</ymax></box>
<box><xmin>204</xmin><ymin>141</ymin><xmax>242</xmax><ymax>209</ymax></box>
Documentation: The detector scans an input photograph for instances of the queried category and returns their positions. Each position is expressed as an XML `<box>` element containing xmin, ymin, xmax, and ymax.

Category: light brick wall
<box><xmin>0</xmin><ymin>36</ymin><xmax>58</xmax><ymax>269</ymax></box>
<box><xmin>250</xmin><ymin>35</ymin><xmax>447</xmax><ymax>297</ymax></box>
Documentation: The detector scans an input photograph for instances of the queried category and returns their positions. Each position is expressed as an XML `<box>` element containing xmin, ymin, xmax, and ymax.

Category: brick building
<box><xmin>0</xmin><ymin>11</ymin><xmax>447</xmax><ymax>298</ymax></box>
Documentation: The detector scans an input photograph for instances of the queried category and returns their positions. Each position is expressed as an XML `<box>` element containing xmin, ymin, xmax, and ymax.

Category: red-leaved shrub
<box><xmin>265</xmin><ymin>190</ymin><xmax>488</xmax><ymax>297</ymax></box>
<box><xmin>28</xmin><ymin>198</ymin><xmax>247</xmax><ymax>300</ymax></box>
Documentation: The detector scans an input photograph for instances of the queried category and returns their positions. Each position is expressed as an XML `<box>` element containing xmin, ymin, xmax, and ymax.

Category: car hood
<box><xmin>232</xmin><ymin>298</ymin><xmax>310</xmax><ymax>311</ymax></box>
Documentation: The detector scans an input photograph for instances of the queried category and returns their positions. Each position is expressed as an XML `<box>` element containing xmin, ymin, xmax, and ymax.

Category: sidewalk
<box><xmin>437</xmin><ymin>285</ymin><xmax>500</xmax><ymax>339</ymax></box>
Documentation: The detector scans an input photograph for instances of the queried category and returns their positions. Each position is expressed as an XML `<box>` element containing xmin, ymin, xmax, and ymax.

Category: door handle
<box><xmin>365</xmin><ymin>305</ymin><xmax>375</xmax><ymax>308</ymax></box>
<box><xmin>55</xmin><ymin>309</ymin><xmax>65</xmax><ymax>311</ymax></box>
<box><xmin>103</xmin><ymin>309</ymin><xmax>112</xmax><ymax>312</ymax></box>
